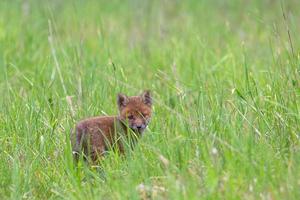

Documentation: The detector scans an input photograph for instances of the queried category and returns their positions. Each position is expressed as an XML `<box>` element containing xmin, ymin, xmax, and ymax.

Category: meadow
<box><xmin>0</xmin><ymin>0</ymin><xmax>299</xmax><ymax>199</ymax></box>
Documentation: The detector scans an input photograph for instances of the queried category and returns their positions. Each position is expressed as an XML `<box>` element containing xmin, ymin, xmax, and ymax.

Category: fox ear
<box><xmin>141</xmin><ymin>90</ymin><xmax>152</xmax><ymax>106</ymax></box>
<box><xmin>117</xmin><ymin>93</ymin><xmax>128</xmax><ymax>109</ymax></box>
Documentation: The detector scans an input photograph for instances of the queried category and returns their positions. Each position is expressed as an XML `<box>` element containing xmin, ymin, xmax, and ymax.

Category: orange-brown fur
<box><xmin>71</xmin><ymin>90</ymin><xmax>152</xmax><ymax>163</ymax></box>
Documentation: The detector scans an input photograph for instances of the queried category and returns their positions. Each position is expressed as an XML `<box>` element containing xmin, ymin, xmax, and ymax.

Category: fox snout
<box><xmin>130</xmin><ymin>121</ymin><xmax>147</xmax><ymax>132</ymax></box>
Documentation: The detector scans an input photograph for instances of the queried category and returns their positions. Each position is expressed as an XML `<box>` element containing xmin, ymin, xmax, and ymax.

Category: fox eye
<box><xmin>128</xmin><ymin>115</ymin><xmax>134</xmax><ymax>120</ymax></box>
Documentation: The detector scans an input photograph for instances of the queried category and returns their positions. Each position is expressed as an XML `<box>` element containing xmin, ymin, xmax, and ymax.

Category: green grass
<box><xmin>0</xmin><ymin>0</ymin><xmax>300</xmax><ymax>199</ymax></box>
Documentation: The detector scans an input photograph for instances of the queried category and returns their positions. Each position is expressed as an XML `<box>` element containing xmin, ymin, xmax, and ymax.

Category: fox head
<box><xmin>117</xmin><ymin>90</ymin><xmax>152</xmax><ymax>134</ymax></box>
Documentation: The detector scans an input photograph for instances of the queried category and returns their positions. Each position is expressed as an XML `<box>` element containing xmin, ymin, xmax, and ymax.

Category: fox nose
<box><xmin>136</xmin><ymin>125</ymin><xmax>143</xmax><ymax>129</ymax></box>
<box><xmin>136</xmin><ymin>124</ymin><xmax>145</xmax><ymax>130</ymax></box>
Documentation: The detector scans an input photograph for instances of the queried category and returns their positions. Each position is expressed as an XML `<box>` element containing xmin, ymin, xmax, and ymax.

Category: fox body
<box><xmin>71</xmin><ymin>90</ymin><xmax>152</xmax><ymax>162</ymax></box>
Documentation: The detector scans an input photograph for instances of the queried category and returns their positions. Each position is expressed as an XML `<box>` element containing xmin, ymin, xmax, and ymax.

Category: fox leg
<box><xmin>117</xmin><ymin>141</ymin><xmax>125</xmax><ymax>155</ymax></box>
<box><xmin>91</xmin><ymin>146</ymin><xmax>106</xmax><ymax>164</ymax></box>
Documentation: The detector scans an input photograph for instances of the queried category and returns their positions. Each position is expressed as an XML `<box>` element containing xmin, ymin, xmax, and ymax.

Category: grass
<box><xmin>0</xmin><ymin>0</ymin><xmax>299</xmax><ymax>199</ymax></box>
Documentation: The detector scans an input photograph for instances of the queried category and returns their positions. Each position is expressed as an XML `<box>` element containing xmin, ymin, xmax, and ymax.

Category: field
<box><xmin>0</xmin><ymin>0</ymin><xmax>300</xmax><ymax>199</ymax></box>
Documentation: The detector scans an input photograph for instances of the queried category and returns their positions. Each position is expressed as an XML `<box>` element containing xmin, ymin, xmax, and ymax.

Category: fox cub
<box><xmin>71</xmin><ymin>90</ymin><xmax>152</xmax><ymax>162</ymax></box>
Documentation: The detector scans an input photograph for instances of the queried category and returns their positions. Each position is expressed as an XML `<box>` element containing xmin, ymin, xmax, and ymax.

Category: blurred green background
<box><xmin>0</xmin><ymin>0</ymin><xmax>299</xmax><ymax>199</ymax></box>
